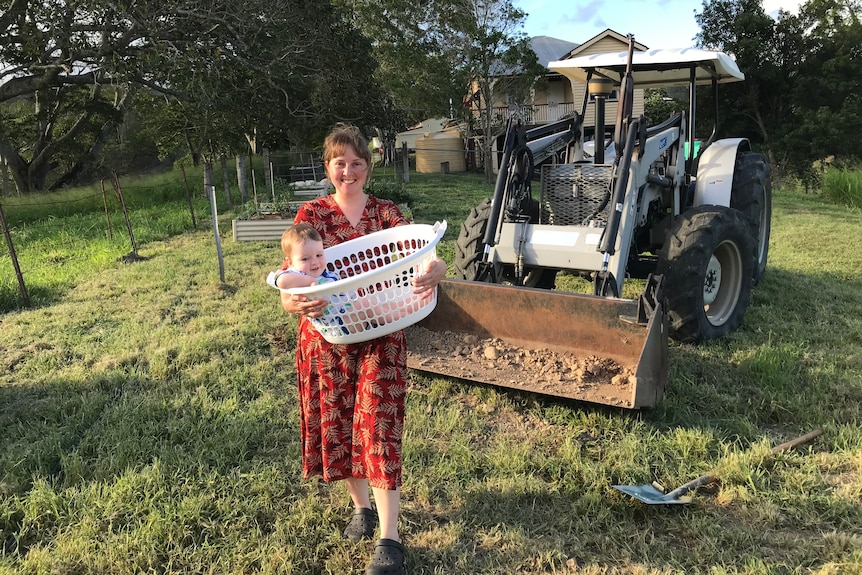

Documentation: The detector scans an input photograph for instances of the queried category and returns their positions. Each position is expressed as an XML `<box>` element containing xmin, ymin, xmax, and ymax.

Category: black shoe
<box><xmin>365</xmin><ymin>538</ymin><xmax>405</xmax><ymax>575</ymax></box>
<box><xmin>343</xmin><ymin>507</ymin><xmax>377</xmax><ymax>542</ymax></box>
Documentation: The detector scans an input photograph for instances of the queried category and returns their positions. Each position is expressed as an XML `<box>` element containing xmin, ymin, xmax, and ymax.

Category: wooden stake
<box><xmin>220</xmin><ymin>155</ymin><xmax>234</xmax><ymax>209</ymax></box>
<box><xmin>180</xmin><ymin>162</ymin><xmax>197</xmax><ymax>228</ymax></box>
<box><xmin>111</xmin><ymin>171</ymin><xmax>139</xmax><ymax>259</ymax></box>
<box><xmin>0</xmin><ymin>200</ymin><xmax>31</xmax><ymax>307</ymax></box>
<box><xmin>236</xmin><ymin>154</ymin><xmax>249</xmax><ymax>203</ymax></box>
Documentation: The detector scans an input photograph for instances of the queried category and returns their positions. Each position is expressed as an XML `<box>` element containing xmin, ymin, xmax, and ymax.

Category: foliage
<box><xmin>342</xmin><ymin>0</ymin><xmax>466</xmax><ymax>137</ymax></box>
<box><xmin>644</xmin><ymin>89</ymin><xmax>685</xmax><ymax>125</ymax></box>
<box><xmin>343</xmin><ymin>0</ymin><xmax>546</xmax><ymax>167</ymax></box>
<box><xmin>1</xmin><ymin>169</ymin><xmax>861</xmax><ymax>573</ymax></box>
<box><xmin>364</xmin><ymin>177</ymin><xmax>412</xmax><ymax>206</ymax></box>
<box><xmin>696</xmin><ymin>0</ymin><xmax>862</xmax><ymax>183</ymax></box>
<box><xmin>437</xmin><ymin>0</ymin><xmax>545</xmax><ymax>183</ymax></box>
<box><xmin>820</xmin><ymin>164</ymin><xmax>862</xmax><ymax>208</ymax></box>
<box><xmin>0</xmin><ymin>0</ymin><xmax>389</xmax><ymax>192</ymax></box>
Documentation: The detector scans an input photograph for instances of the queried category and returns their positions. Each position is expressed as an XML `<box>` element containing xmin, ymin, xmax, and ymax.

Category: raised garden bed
<box><xmin>232</xmin><ymin>185</ymin><xmax>328</xmax><ymax>241</ymax></box>
<box><xmin>232</xmin><ymin>216</ymin><xmax>293</xmax><ymax>242</ymax></box>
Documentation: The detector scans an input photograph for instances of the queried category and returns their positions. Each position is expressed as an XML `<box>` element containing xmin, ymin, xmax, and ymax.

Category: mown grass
<box><xmin>1</xmin><ymin>166</ymin><xmax>860</xmax><ymax>574</ymax></box>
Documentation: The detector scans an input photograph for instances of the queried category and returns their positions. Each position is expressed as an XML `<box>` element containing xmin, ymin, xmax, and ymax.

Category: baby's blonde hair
<box><xmin>281</xmin><ymin>222</ymin><xmax>323</xmax><ymax>259</ymax></box>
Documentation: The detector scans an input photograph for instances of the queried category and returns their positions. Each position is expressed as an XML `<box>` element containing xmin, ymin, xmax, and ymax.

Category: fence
<box><xmin>0</xmin><ymin>164</ymin><xmax>216</xmax><ymax>312</ymax></box>
<box><xmin>1</xmin><ymin>144</ymin><xmax>499</xmax><ymax>312</ymax></box>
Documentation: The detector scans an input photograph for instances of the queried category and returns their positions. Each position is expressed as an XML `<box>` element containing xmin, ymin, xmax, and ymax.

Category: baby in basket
<box><xmin>275</xmin><ymin>223</ymin><xmax>393</xmax><ymax>335</ymax></box>
<box><xmin>274</xmin><ymin>223</ymin><xmax>341</xmax><ymax>290</ymax></box>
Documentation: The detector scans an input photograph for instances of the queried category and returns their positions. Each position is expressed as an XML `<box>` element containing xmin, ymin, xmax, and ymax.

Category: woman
<box><xmin>280</xmin><ymin>124</ymin><xmax>446</xmax><ymax>575</ymax></box>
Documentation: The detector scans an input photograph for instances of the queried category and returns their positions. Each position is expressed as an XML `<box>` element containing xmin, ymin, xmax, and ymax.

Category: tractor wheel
<box><xmin>730</xmin><ymin>151</ymin><xmax>772</xmax><ymax>285</ymax></box>
<box><xmin>657</xmin><ymin>205</ymin><xmax>755</xmax><ymax>343</ymax></box>
<box><xmin>455</xmin><ymin>198</ymin><xmax>492</xmax><ymax>281</ymax></box>
<box><xmin>454</xmin><ymin>198</ymin><xmax>556</xmax><ymax>288</ymax></box>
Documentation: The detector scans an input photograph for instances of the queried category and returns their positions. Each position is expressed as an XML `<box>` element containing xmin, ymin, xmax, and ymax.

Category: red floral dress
<box><xmin>293</xmin><ymin>195</ymin><xmax>410</xmax><ymax>489</ymax></box>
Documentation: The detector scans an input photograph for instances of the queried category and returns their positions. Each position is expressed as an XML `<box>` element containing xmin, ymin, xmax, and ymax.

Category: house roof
<box><xmin>567</xmin><ymin>29</ymin><xmax>648</xmax><ymax>58</ymax></box>
<box><xmin>531</xmin><ymin>36</ymin><xmax>579</xmax><ymax>69</ymax></box>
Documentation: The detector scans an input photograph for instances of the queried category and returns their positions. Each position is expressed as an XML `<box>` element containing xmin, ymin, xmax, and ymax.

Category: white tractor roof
<box><xmin>549</xmin><ymin>48</ymin><xmax>745</xmax><ymax>88</ymax></box>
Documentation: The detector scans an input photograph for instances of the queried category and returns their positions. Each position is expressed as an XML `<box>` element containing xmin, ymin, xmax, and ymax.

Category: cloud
<box><xmin>762</xmin><ymin>0</ymin><xmax>804</xmax><ymax>15</ymax></box>
<box><xmin>577</xmin><ymin>0</ymin><xmax>604</xmax><ymax>23</ymax></box>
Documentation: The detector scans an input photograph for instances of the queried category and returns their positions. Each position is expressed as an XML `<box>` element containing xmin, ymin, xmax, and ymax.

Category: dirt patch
<box><xmin>406</xmin><ymin>325</ymin><xmax>635</xmax><ymax>407</ymax></box>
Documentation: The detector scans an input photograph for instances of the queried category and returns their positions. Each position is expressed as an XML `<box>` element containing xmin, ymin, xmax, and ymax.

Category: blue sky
<box><xmin>513</xmin><ymin>0</ymin><xmax>804</xmax><ymax>50</ymax></box>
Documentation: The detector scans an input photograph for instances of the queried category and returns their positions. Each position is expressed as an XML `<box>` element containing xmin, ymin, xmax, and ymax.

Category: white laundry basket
<box><xmin>267</xmin><ymin>221</ymin><xmax>447</xmax><ymax>344</ymax></box>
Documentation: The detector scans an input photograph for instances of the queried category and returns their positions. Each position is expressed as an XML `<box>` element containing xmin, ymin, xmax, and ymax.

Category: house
<box><xmin>475</xmin><ymin>29</ymin><xmax>649</xmax><ymax>129</ymax></box>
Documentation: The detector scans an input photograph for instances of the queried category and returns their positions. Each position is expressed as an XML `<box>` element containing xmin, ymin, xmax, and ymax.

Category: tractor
<box><xmin>407</xmin><ymin>37</ymin><xmax>772</xmax><ymax>409</ymax></box>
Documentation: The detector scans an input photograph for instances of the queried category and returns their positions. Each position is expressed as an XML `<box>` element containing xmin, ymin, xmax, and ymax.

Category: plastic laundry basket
<box><xmin>267</xmin><ymin>221</ymin><xmax>447</xmax><ymax>344</ymax></box>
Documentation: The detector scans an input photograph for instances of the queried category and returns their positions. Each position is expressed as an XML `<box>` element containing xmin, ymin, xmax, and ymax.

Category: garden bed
<box><xmin>232</xmin><ymin>216</ymin><xmax>292</xmax><ymax>242</ymax></box>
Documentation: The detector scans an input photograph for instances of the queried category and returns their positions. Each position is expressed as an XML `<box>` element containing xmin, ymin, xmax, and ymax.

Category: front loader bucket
<box><xmin>406</xmin><ymin>279</ymin><xmax>668</xmax><ymax>409</ymax></box>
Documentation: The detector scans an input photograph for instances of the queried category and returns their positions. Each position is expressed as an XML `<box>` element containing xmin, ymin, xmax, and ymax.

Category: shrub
<box><xmin>364</xmin><ymin>178</ymin><xmax>411</xmax><ymax>206</ymax></box>
<box><xmin>821</xmin><ymin>165</ymin><xmax>862</xmax><ymax>209</ymax></box>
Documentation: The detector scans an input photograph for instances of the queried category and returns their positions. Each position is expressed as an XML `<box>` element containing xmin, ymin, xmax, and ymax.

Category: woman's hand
<box><xmin>413</xmin><ymin>258</ymin><xmax>447</xmax><ymax>299</ymax></box>
<box><xmin>281</xmin><ymin>291</ymin><xmax>329</xmax><ymax>318</ymax></box>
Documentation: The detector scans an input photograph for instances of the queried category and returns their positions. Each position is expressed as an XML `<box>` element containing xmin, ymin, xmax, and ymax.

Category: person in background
<box><xmin>278</xmin><ymin>123</ymin><xmax>447</xmax><ymax>575</ymax></box>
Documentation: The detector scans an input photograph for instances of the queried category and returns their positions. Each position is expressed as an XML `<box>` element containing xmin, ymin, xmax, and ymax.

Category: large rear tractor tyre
<box><xmin>454</xmin><ymin>198</ymin><xmax>556</xmax><ymax>288</ymax></box>
<box><xmin>658</xmin><ymin>206</ymin><xmax>755</xmax><ymax>343</ymax></box>
<box><xmin>730</xmin><ymin>151</ymin><xmax>772</xmax><ymax>285</ymax></box>
<box><xmin>455</xmin><ymin>198</ymin><xmax>492</xmax><ymax>281</ymax></box>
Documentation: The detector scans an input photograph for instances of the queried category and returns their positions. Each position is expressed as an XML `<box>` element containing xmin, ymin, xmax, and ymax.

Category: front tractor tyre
<box><xmin>658</xmin><ymin>206</ymin><xmax>755</xmax><ymax>343</ymax></box>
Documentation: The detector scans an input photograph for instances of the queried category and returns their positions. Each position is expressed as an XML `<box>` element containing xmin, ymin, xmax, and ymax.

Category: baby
<box><xmin>274</xmin><ymin>223</ymin><xmax>372</xmax><ymax>336</ymax></box>
<box><xmin>274</xmin><ymin>223</ymin><xmax>341</xmax><ymax>289</ymax></box>
<box><xmin>273</xmin><ymin>223</ymin><xmax>410</xmax><ymax>335</ymax></box>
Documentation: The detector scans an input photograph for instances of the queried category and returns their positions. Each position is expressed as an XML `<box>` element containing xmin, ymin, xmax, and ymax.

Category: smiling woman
<box><xmin>275</xmin><ymin>123</ymin><xmax>448</xmax><ymax>575</ymax></box>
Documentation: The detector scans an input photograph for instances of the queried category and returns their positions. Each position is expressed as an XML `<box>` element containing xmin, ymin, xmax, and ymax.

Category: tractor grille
<box><xmin>540</xmin><ymin>164</ymin><xmax>614</xmax><ymax>226</ymax></box>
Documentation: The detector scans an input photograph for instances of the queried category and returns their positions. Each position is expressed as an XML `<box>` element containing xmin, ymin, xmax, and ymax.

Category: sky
<box><xmin>513</xmin><ymin>0</ymin><xmax>804</xmax><ymax>50</ymax></box>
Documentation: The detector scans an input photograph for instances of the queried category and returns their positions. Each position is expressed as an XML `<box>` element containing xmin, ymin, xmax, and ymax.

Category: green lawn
<box><xmin>0</xmin><ymin>168</ymin><xmax>860</xmax><ymax>574</ymax></box>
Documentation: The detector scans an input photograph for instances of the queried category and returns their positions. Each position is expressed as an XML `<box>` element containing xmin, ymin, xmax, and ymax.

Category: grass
<box><xmin>820</xmin><ymin>165</ymin><xmax>862</xmax><ymax>209</ymax></box>
<box><xmin>1</xmin><ymin>165</ymin><xmax>861</xmax><ymax>574</ymax></box>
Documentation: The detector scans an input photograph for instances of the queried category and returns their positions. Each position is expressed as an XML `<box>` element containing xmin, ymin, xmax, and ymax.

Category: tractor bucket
<box><xmin>406</xmin><ymin>277</ymin><xmax>668</xmax><ymax>409</ymax></box>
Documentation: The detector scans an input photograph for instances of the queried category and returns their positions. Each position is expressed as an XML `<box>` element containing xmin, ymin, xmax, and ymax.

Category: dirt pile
<box><xmin>406</xmin><ymin>325</ymin><xmax>635</xmax><ymax>407</ymax></box>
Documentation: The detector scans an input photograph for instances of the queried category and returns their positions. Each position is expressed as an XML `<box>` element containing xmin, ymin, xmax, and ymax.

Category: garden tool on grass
<box><xmin>613</xmin><ymin>428</ymin><xmax>823</xmax><ymax>505</ymax></box>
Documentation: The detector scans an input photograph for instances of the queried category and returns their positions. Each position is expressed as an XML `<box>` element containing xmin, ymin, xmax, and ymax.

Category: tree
<box><xmin>696</xmin><ymin>0</ymin><xmax>862</xmax><ymax>183</ymax></box>
<box><xmin>780</xmin><ymin>0</ymin><xmax>862</xmax><ymax>179</ymax></box>
<box><xmin>439</xmin><ymin>0</ymin><xmax>545</xmax><ymax>182</ymax></box>
<box><xmin>696</xmin><ymin>0</ymin><xmax>792</xmax><ymax>152</ymax></box>
<box><xmin>0</xmin><ymin>0</ymin><xmax>387</xmax><ymax>193</ymax></box>
<box><xmin>644</xmin><ymin>89</ymin><xmax>685</xmax><ymax>125</ymax></box>
<box><xmin>343</xmin><ymin>0</ymin><xmax>465</xmax><ymax>129</ymax></box>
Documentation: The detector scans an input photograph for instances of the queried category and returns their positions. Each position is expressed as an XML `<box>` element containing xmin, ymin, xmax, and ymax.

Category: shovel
<box><xmin>613</xmin><ymin>428</ymin><xmax>823</xmax><ymax>505</ymax></box>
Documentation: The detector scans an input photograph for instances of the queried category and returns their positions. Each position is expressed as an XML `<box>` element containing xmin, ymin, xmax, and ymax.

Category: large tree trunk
<box><xmin>52</xmin><ymin>88</ymin><xmax>136</xmax><ymax>190</ymax></box>
<box><xmin>0</xmin><ymin>139</ymin><xmax>30</xmax><ymax>195</ymax></box>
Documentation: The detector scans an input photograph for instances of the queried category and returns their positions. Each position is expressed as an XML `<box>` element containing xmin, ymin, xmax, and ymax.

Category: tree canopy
<box><xmin>0</xmin><ymin>0</ymin><xmax>387</xmax><ymax>192</ymax></box>
<box><xmin>437</xmin><ymin>0</ymin><xmax>544</xmax><ymax>182</ymax></box>
<box><xmin>696</xmin><ymin>0</ymin><xmax>862</xmax><ymax>183</ymax></box>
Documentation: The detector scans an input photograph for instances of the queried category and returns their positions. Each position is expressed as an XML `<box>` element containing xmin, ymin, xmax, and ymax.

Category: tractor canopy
<box><xmin>549</xmin><ymin>47</ymin><xmax>745</xmax><ymax>89</ymax></box>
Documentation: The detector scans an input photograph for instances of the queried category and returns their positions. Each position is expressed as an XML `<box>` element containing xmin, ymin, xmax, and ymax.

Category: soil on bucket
<box><xmin>405</xmin><ymin>325</ymin><xmax>635</xmax><ymax>407</ymax></box>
